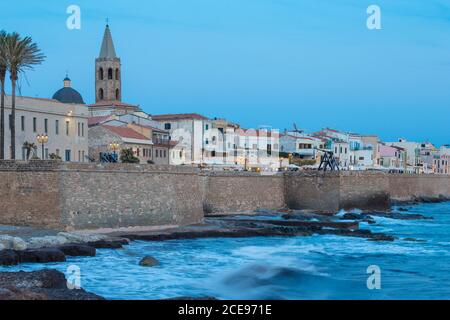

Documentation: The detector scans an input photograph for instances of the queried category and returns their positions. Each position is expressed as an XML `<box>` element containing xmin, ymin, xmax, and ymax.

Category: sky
<box><xmin>1</xmin><ymin>0</ymin><xmax>449</xmax><ymax>145</ymax></box>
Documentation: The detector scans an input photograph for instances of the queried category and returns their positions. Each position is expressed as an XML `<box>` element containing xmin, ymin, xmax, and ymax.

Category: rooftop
<box><xmin>102</xmin><ymin>125</ymin><xmax>150</xmax><ymax>141</ymax></box>
<box><xmin>152</xmin><ymin>113</ymin><xmax>208</xmax><ymax>121</ymax></box>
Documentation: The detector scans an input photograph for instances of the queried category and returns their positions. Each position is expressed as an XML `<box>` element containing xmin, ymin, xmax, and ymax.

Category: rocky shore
<box><xmin>0</xmin><ymin>204</ymin><xmax>436</xmax><ymax>299</ymax></box>
<box><xmin>0</xmin><ymin>269</ymin><xmax>103</xmax><ymax>300</ymax></box>
<box><xmin>0</xmin><ymin>233</ymin><xmax>129</xmax><ymax>266</ymax></box>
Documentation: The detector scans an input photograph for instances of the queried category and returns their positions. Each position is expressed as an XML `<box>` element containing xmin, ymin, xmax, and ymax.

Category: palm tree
<box><xmin>3</xmin><ymin>32</ymin><xmax>45</xmax><ymax>159</ymax></box>
<box><xmin>22</xmin><ymin>141</ymin><xmax>37</xmax><ymax>160</ymax></box>
<box><xmin>0</xmin><ymin>30</ymin><xmax>7</xmax><ymax>160</ymax></box>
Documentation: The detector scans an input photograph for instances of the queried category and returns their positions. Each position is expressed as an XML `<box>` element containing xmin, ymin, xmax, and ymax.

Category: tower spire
<box><xmin>95</xmin><ymin>23</ymin><xmax>121</xmax><ymax>102</ymax></box>
<box><xmin>99</xmin><ymin>23</ymin><xmax>117</xmax><ymax>59</ymax></box>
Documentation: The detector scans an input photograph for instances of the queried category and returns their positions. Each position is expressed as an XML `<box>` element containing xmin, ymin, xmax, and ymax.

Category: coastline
<box><xmin>1</xmin><ymin>199</ymin><xmax>447</xmax><ymax>300</ymax></box>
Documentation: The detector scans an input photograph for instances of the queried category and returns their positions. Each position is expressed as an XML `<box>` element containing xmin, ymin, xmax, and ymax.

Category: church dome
<box><xmin>52</xmin><ymin>76</ymin><xmax>85</xmax><ymax>104</ymax></box>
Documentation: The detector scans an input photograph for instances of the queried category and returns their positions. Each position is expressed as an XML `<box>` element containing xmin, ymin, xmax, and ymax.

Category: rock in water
<box><xmin>58</xmin><ymin>244</ymin><xmax>96</xmax><ymax>257</ymax></box>
<box><xmin>139</xmin><ymin>256</ymin><xmax>160</xmax><ymax>267</ymax></box>
<box><xmin>0</xmin><ymin>250</ymin><xmax>20</xmax><ymax>266</ymax></box>
<box><xmin>0</xmin><ymin>287</ymin><xmax>48</xmax><ymax>300</ymax></box>
<box><xmin>18</xmin><ymin>248</ymin><xmax>66</xmax><ymax>263</ymax></box>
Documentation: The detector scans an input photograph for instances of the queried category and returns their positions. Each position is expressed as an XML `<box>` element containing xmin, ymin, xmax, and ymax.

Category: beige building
<box><xmin>2</xmin><ymin>92</ymin><xmax>88</xmax><ymax>162</ymax></box>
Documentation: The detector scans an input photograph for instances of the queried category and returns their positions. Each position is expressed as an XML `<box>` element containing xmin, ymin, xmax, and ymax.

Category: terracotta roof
<box><xmin>152</xmin><ymin>113</ymin><xmax>208</xmax><ymax>121</ymax></box>
<box><xmin>88</xmin><ymin>115</ymin><xmax>111</xmax><ymax>126</ymax></box>
<box><xmin>88</xmin><ymin>101</ymin><xmax>139</xmax><ymax>108</ymax></box>
<box><xmin>102</xmin><ymin>125</ymin><xmax>150</xmax><ymax>140</ymax></box>
<box><xmin>129</xmin><ymin>123</ymin><xmax>169</xmax><ymax>133</ymax></box>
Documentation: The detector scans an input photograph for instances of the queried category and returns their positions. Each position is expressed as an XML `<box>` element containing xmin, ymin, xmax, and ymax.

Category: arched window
<box><xmin>115</xmin><ymin>68</ymin><xmax>120</xmax><ymax>80</ymax></box>
<box><xmin>98</xmin><ymin>68</ymin><xmax>104</xmax><ymax>80</ymax></box>
<box><xmin>99</xmin><ymin>88</ymin><xmax>104</xmax><ymax>100</ymax></box>
<box><xmin>115</xmin><ymin>89</ymin><xmax>120</xmax><ymax>100</ymax></box>
<box><xmin>108</xmin><ymin>68</ymin><xmax>113</xmax><ymax>79</ymax></box>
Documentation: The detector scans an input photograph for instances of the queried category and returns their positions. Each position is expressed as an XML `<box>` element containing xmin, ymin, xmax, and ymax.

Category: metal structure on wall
<box><xmin>317</xmin><ymin>148</ymin><xmax>340</xmax><ymax>171</ymax></box>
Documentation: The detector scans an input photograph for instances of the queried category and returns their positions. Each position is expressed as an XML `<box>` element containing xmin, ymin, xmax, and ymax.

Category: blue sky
<box><xmin>1</xmin><ymin>0</ymin><xmax>449</xmax><ymax>145</ymax></box>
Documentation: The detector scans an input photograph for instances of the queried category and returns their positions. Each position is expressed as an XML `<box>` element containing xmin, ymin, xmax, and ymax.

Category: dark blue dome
<box><xmin>53</xmin><ymin>87</ymin><xmax>85</xmax><ymax>104</ymax></box>
<box><xmin>52</xmin><ymin>77</ymin><xmax>85</xmax><ymax>104</ymax></box>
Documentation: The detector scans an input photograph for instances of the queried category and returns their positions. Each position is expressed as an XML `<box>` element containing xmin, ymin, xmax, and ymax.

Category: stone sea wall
<box><xmin>203</xmin><ymin>172</ymin><xmax>285</xmax><ymax>213</ymax></box>
<box><xmin>0</xmin><ymin>161</ymin><xmax>62</xmax><ymax>229</ymax></box>
<box><xmin>1</xmin><ymin>161</ymin><xmax>450</xmax><ymax>230</ymax></box>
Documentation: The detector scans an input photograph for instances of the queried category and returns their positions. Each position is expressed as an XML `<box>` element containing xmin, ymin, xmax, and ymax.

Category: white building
<box><xmin>152</xmin><ymin>113</ymin><xmax>209</xmax><ymax>165</ymax></box>
<box><xmin>2</xmin><ymin>86</ymin><xmax>88</xmax><ymax>162</ymax></box>
<box><xmin>333</xmin><ymin>141</ymin><xmax>351</xmax><ymax>168</ymax></box>
<box><xmin>280</xmin><ymin>132</ymin><xmax>324</xmax><ymax>160</ymax></box>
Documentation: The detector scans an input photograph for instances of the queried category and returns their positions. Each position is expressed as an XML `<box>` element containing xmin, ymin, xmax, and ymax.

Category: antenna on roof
<box><xmin>292</xmin><ymin>123</ymin><xmax>304</xmax><ymax>134</ymax></box>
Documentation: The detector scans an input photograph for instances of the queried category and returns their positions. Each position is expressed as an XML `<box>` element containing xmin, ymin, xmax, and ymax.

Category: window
<box><xmin>45</xmin><ymin>148</ymin><xmax>49</xmax><ymax>160</ymax></box>
<box><xmin>156</xmin><ymin>149</ymin><xmax>159</xmax><ymax>158</ymax></box>
<box><xmin>163</xmin><ymin>150</ymin><xmax>166</xmax><ymax>158</ymax></box>
<box><xmin>44</xmin><ymin>119</ymin><xmax>48</xmax><ymax>134</ymax></box>
<box><xmin>98</xmin><ymin>68</ymin><xmax>104</xmax><ymax>80</ymax></box>
<box><xmin>81</xmin><ymin>123</ymin><xmax>85</xmax><ymax>137</ymax></box>
<box><xmin>21</xmin><ymin>147</ymin><xmax>26</xmax><ymax>160</ymax></box>
<box><xmin>65</xmin><ymin>150</ymin><xmax>71</xmax><ymax>162</ymax></box>
<box><xmin>33</xmin><ymin>117</ymin><xmax>37</xmax><ymax>132</ymax></box>
<box><xmin>99</xmin><ymin>88</ymin><xmax>104</xmax><ymax>100</ymax></box>
<box><xmin>82</xmin><ymin>151</ymin><xmax>85</xmax><ymax>162</ymax></box>
<box><xmin>56</xmin><ymin>149</ymin><xmax>60</xmax><ymax>157</ymax></box>
<box><xmin>78</xmin><ymin>150</ymin><xmax>81</xmax><ymax>162</ymax></box>
<box><xmin>108</xmin><ymin>68</ymin><xmax>113</xmax><ymax>79</ymax></box>
<box><xmin>164</xmin><ymin>123</ymin><xmax>171</xmax><ymax>130</ymax></box>
<box><xmin>205</xmin><ymin>124</ymin><xmax>209</xmax><ymax>130</ymax></box>
<box><xmin>55</xmin><ymin>120</ymin><xmax>59</xmax><ymax>135</ymax></box>
<box><xmin>212</xmin><ymin>150</ymin><xmax>216</xmax><ymax>157</ymax></box>
<box><xmin>115</xmin><ymin>89</ymin><xmax>120</xmax><ymax>100</ymax></box>
<box><xmin>66</xmin><ymin>121</ymin><xmax>70</xmax><ymax>135</ymax></box>
<box><xmin>115</xmin><ymin>68</ymin><xmax>120</xmax><ymax>80</ymax></box>
<box><xmin>77</xmin><ymin>123</ymin><xmax>81</xmax><ymax>137</ymax></box>
<box><xmin>359</xmin><ymin>157</ymin><xmax>364</xmax><ymax>161</ymax></box>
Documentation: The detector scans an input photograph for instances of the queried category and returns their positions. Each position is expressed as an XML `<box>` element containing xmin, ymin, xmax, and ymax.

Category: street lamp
<box><xmin>36</xmin><ymin>134</ymin><xmax>49</xmax><ymax>160</ymax></box>
<box><xmin>109</xmin><ymin>141</ymin><xmax>120</xmax><ymax>159</ymax></box>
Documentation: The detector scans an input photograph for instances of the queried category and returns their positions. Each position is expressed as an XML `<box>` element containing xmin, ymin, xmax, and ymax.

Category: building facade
<box><xmin>2</xmin><ymin>94</ymin><xmax>88</xmax><ymax>161</ymax></box>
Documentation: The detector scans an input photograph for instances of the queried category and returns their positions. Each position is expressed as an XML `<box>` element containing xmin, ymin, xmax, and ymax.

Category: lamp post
<box><xmin>36</xmin><ymin>134</ymin><xmax>49</xmax><ymax>160</ymax></box>
<box><xmin>109</xmin><ymin>141</ymin><xmax>120</xmax><ymax>160</ymax></box>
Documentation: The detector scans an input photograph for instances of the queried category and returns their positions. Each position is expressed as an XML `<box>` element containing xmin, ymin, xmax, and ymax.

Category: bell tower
<box><xmin>95</xmin><ymin>24</ymin><xmax>121</xmax><ymax>102</ymax></box>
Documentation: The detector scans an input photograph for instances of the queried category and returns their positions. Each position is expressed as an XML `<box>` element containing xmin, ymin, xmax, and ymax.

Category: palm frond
<box><xmin>3</xmin><ymin>32</ymin><xmax>46</xmax><ymax>77</ymax></box>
